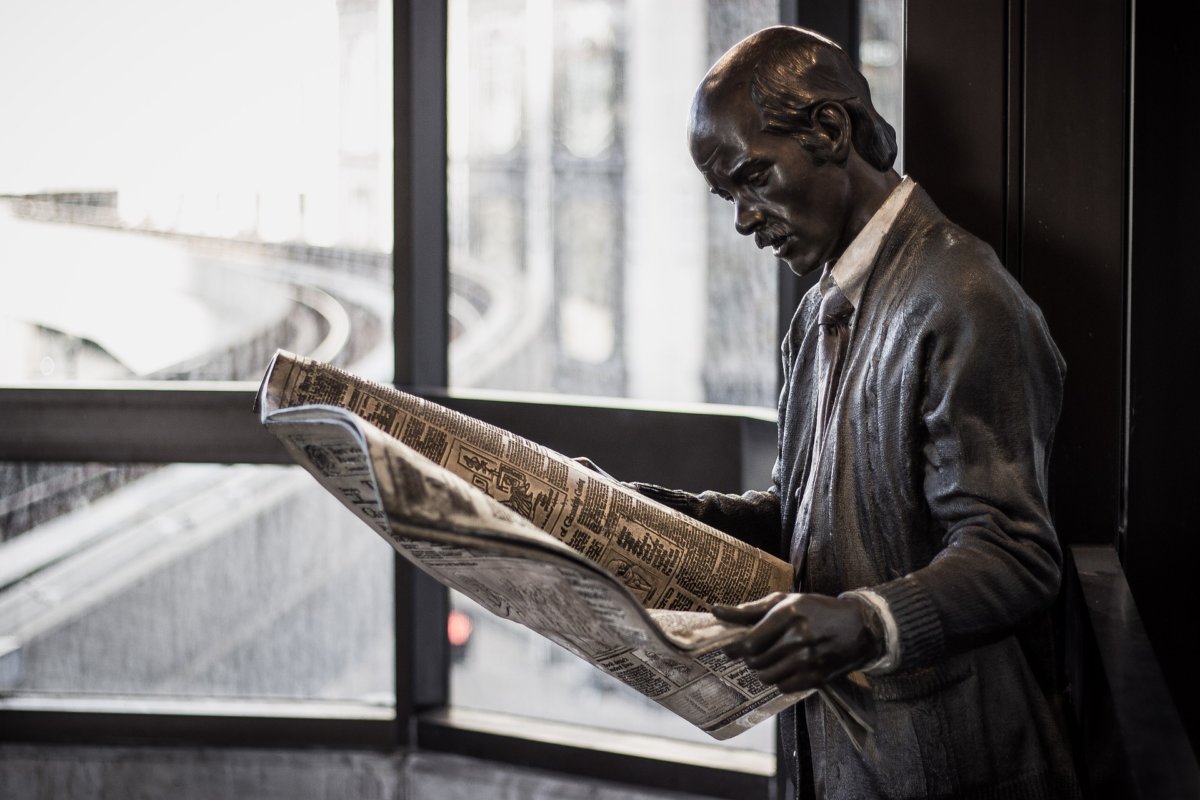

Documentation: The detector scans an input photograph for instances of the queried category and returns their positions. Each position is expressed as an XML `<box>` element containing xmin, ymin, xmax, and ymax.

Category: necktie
<box><xmin>813</xmin><ymin>278</ymin><xmax>854</xmax><ymax>456</ymax></box>
<box><xmin>790</xmin><ymin>277</ymin><xmax>855</xmax><ymax>574</ymax></box>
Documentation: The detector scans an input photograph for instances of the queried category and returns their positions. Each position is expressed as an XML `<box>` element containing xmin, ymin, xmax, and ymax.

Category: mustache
<box><xmin>753</xmin><ymin>221</ymin><xmax>790</xmax><ymax>249</ymax></box>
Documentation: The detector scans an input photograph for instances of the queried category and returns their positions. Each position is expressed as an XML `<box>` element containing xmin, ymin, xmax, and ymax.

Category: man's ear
<box><xmin>812</xmin><ymin>102</ymin><xmax>853</xmax><ymax>164</ymax></box>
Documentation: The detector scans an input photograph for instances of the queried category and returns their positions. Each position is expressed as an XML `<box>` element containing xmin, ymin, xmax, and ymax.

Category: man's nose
<box><xmin>734</xmin><ymin>201</ymin><xmax>764</xmax><ymax>236</ymax></box>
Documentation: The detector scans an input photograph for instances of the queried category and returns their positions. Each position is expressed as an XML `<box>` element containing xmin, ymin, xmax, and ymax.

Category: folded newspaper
<box><xmin>255</xmin><ymin>350</ymin><xmax>872</xmax><ymax>743</ymax></box>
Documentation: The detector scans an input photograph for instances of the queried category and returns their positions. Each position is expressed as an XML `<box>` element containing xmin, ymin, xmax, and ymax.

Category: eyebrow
<box><xmin>729</xmin><ymin>157</ymin><xmax>770</xmax><ymax>181</ymax></box>
<box><xmin>696</xmin><ymin>145</ymin><xmax>721</xmax><ymax>171</ymax></box>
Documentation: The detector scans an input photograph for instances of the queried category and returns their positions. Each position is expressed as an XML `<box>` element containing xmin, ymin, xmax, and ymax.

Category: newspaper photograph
<box><xmin>255</xmin><ymin>350</ymin><xmax>871</xmax><ymax>742</ymax></box>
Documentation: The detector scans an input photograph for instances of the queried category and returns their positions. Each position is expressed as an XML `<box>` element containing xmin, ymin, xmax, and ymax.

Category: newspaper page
<box><xmin>260</xmin><ymin>400</ymin><xmax>804</xmax><ymax>739</ymax></box>
<box><xmin>257</xmin><ymin>350</ymin><xmax>793</xmax><ymax>611</ymax></box>
<box><xmin>256</xmin><ymin>351</ymin><xmax>873</xmax><ymax>743</ymax></box>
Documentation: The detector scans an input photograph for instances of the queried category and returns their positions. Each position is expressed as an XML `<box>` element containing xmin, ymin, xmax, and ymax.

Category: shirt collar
<box><xmin>823</xmin><ymin>175</ymin><xmax>915</xmax><ymax>308</ymax></box>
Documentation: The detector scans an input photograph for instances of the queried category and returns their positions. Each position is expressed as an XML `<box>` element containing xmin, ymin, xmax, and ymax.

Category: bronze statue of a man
<box><xmin>633</xmin><ymin>25</ymin><xmax>1079</xmax><ymax>799</ymax></box>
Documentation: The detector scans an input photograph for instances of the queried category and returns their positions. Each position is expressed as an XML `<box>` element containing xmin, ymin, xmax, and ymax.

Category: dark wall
<box><xmin>1021</xmin><ymin>0</ymin><xmax>1129</xmax><ymax>549</ymax></box>
<box><xmin>1124</xmin><ymin>8</ymin><xmax>1200</xmax><ymax>752</ymax></box>
<box><xmin>905</xmin><ymin>0</ymin><xmax>1009</xmax><ymax>266</ymax></box>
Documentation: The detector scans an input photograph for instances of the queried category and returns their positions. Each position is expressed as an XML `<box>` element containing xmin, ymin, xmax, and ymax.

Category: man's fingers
<box><xmin>742</xmin><ymin>629</ymin><xmax>810</xmax><ymax>670</ymax></box>
<box><xmin>716</xmin><ymin>592</ymin><xmax>866</xmax><ymax>694</ymax></box>
<box><xmin>753</xmin><ymin>644</ymin><xmax>828</xmax><ymax>686</ymax></box>
<box><xmin>711</xmin><ymin>592</ymin><xmax>788</xmax><ymax>625</ymax></box>
<box><xmin>720</xmin><ymin>598</ymin><xmax>809</xmax><ymax>660</ymax></box>
<box><xmin>741</xmin><ymin>642</ymin><xmax>831</xmax><ymax>694</ymax></box>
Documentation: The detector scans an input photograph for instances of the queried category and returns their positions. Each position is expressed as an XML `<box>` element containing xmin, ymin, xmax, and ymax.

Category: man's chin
<box><xmin>781</xmin><ymin>256</ymin><xmax>821</xmax><ymax>278</ymax></box>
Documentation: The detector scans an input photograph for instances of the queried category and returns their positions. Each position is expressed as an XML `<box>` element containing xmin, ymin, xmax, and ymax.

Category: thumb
<box><xmin>573</xmin><ymin>456</ymin><xmax>614</xmax><ymax>480</ymax></box>
<box><xmin>711</xmin><ymin>592</ymin><xmax>788</xmax><ymax>625</ymax></box>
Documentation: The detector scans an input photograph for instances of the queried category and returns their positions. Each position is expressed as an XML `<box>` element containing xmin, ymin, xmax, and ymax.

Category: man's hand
<box><xmin>711</xmin><ymin>592</ymin><xmax>885</xmax><ymax>694</ymax></box>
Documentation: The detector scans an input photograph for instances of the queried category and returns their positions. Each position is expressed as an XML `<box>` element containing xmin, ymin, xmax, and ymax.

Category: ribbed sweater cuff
<box><xmin>872</xmin><ymin>575</ymin><xmax>945</xmax><ymax>668</ymax></box>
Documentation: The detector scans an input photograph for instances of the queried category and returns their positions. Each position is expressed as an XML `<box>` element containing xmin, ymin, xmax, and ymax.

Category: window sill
<box><xmin>417</xmin><ymin>706</ymin><xmax>775</xmax><ymax>800</ymax></box>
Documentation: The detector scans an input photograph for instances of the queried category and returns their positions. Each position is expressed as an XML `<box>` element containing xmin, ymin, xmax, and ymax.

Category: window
<box><xmin>860</xmin><ymin>0</ymin><xmax>905</xmax><ymax>175</ymax></box>
<box><xmin>448</xmin><ymin>0</ymin><xmax>781</xmax><ymax>407</ymax></box>
<box><xmin>1</xmin><ymin>462</ymin><xmax>392</xmax><ymax>704</ymax></box>
<box><xmin>445</xmin><ymin>0</ymin><xmax>781</xmax><ymax>757</ymax></box>
<box><xmin>1</xmin><ymin>1</ymin><xmax>906</xmax><ymax>796</ymax></box>
<box><xmin>0</xmin><ymin>0</ymin><xmax>395</xmax><ymax>709</ymax></box>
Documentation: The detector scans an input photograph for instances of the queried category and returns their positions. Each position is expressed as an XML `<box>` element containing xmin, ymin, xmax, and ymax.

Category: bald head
<box><xmin>690</xmin><ymin>26</ymin><xmax>897</xmax><ymax>172</ymax></box>
<box><xmin>686</xmin><ymin>26</ymin><xmax>901</xmax><ymax>276</ymax></box>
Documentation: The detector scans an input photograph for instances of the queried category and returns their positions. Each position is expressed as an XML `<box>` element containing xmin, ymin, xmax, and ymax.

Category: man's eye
<box><xmin>748</xmin><ymin>170</ymin><xmax>769</xmax><ymax>187</ymax></box>
<box><xmin>709</xmin><ymin>187</ymin><xmax>733</xmax><ymax>202</ymax></box>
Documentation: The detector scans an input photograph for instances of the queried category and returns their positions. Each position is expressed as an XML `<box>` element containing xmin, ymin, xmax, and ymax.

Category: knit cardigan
<box><xmin>636</xmin><ymin>185</ymin><xmax>1078</xmax><ymax>799</ymax></box>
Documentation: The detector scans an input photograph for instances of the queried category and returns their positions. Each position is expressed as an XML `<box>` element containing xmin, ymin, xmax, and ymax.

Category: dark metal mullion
<box><xmin>394</xmin><ymin>3</ymin><xmax>449</xmax><ymax>392</ymax></box>
<box><xmin>0</xmin><ymin>384</ymin><xmax>287</xmax><ymax>464</ymax></box>
<box><xmin>393</xmin><ymin>0</ymin><xmax>451</xmax><ymax>748</ymax></box>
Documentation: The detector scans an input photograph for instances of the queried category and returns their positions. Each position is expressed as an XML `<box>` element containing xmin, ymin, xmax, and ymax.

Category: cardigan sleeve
<box><xmin>870</xmin><ymin>252</ymin><xmax>1067</xmax><ymax>670</ymax></box>
<box><xmin>626</xmin><ymin>482</ymin><xmax>783</xmax><ymax>557</ymax></box>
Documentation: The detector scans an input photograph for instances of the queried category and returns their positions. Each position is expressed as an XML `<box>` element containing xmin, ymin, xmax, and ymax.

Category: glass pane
<box><xmin>0</xmin><ymin>462</ymin><xmax>393</xmax><ymax>704</ymax></box>
<box><xmin>446</xmin><ymin>0</ymin><xmax>780</xmax><ymax>755</ymax></box>
<box><xmin>447</xmin><ymin>0</ymin><xmax>779</xmax><ymax>407</ymax></box>
<box><xmin>0</xmin><ymin>0</ymin><xmax>393</xmax><ymax>384</ymax></box>
<box><xmin>860</xmin><ymin>0</ymin><xmax>906</xmax><ymax>174</ymax></box>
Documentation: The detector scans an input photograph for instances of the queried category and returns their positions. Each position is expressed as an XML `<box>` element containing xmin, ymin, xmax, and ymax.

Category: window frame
<box><xmin>0</xmin><ymin>0</ymin><xmax>946</xmax><ymax>794</ymax></box>
<box><xmin>0</xmin><ymin>2</ymin><xmax>820</xmax><ymax>795</ymax></box>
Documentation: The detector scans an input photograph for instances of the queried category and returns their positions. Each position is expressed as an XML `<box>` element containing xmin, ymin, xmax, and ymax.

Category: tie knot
<box><xmin>818</xmin><ymin>283</ymin><xmax>854</xmax><ymax>328</ymax></box>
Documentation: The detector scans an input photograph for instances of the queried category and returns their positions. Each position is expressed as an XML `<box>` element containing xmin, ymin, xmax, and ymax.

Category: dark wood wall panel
<box><xmin>904</xmin><ymin>0</ymin><xmax>1009</xmax><ymax>262</ymax></box>
<box><xmin>1021</xmin><ymin>0</ymin><xmax>1128</xmax><ymax>545</ymax></box>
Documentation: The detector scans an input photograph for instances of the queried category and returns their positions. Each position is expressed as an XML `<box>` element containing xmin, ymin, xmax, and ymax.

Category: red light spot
<box><xmin>447</xmin><ymin>609</ymin><xmax>473</xmax><ymax>647</ymax></box>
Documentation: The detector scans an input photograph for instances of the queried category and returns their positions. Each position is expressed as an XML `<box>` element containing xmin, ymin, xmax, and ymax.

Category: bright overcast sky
<box><xmin>0</xmin><ymin>0</ymin><xmax>340</xmax><ymax>196</ymax></box>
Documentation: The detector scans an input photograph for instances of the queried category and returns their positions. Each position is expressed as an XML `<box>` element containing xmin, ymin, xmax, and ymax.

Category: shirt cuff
<box><xmin>841</xmin><ymin>588</ymin><xmax>901</xmax><ymax>675</ymax></box>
